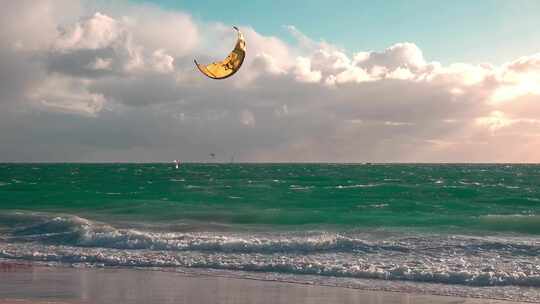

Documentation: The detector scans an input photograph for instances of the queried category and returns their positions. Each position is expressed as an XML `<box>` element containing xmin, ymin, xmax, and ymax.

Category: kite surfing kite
<box><xmin>194</xmin><ymin>26</ymin><xmax>246</xmax><ymax>79</ymax></box>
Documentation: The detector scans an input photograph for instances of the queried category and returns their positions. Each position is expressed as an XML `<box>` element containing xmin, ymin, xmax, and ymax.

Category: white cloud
<box><xmin>124</xmin><ymin>7</ymin><xmax>198</xmax><ymax>57</ymax></box>
<box><xmin>250</xmin><ymin>53</ymin><xmax>286</xmax><ymax>75</ymax></box>
<box><xmin>29</xmin><ymin>75</ymin><xmax>105</xmax><ymax>116</ymax></box>
<box><xmin>54</xmin><ymin>12</ymin><xmax>123</xmax><ymax>51</ymax></box>
<box><xmin>354</xmin><ymin>42</ymin><xmax>427</xmax><ymax>71</ymax></box>
<box><xmin>505</xmin><ymin>53</ymin><xmax>540</xmax><ymax>73</ymax></box>
<box><xmin>2</xmin><ymin>1</ymin><xmax>540</xmax><ymax>162</ymax></box>
<box><xmin>294</xmin><ymin>56</ymin><xmax>322</xmax><ymax>83</ymax></box>
<box><xmin>489</xmin><ymin>54</ymin><xmax>540</xmax><ymax>103</ymax></box>
<box><xmin>0</xmin><ymin>0</ymin><xmax>82</xmax><ymax>52</ymax></box>
<box><xmin>149</xmin><ymin>49</ymin><xmax>174</xmax><ymax>73</ymax></box>
<box><xmin>476</xmin><ymin>111</ymin><xmax>540</xmax><ymax>131</ymax></box>
<box><xmin>475</xmin><ymin>111</ymin><xmax>514</xmax><ymax>131</ymax></box>
<box><xmin>331</xmin><ymin>66</ymin><xmax>372</xmax><ymax>84</ymax></box>
<box><xmin>48</xmin><ymin>10</ymin><xmax>195</xmax><ymax>76</ymax></box>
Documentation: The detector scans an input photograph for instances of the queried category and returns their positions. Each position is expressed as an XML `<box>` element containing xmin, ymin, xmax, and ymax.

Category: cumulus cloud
<box><xmin>354</xmin><ymin>42</ymin><xmax>427</xmax><ymax>71</ymax></box>
<box><xmin>1</xmin><ymin>1</ymin><xmax>540</xmax><ymax>162</ymax></box>
<box><xmin>47</xmin><ymin>10</ymin><xmax>187</xmax><ymax>77</ymax></box>
<box><xmin>294</xmin><ymin>56</ymin><xmax>322</xmax><ymax>83</ymax></box>
<box><xmin>53</xmin><ymin>12</ymin><xmax>123</xmax><ymax>51</ymax></box>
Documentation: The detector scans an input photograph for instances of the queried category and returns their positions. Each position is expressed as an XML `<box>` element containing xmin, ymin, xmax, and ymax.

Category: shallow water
<box><xmin>2</xmin><ymin>264</ymin><xmax>529</xmax><ymax>304</ymax></box>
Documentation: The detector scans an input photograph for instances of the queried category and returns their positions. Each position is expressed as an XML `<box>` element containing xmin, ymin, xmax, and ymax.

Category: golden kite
<box><xmin>194</xmin><ymin>26</ymin><xmax>246</xmax><ymax>79</ymax></box>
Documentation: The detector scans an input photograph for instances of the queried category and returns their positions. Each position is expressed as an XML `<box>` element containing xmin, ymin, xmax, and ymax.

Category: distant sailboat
<box><xmin>174</xmin><ymin>160</ymin><xmax>180</xmax><ymax>169</ymax></box>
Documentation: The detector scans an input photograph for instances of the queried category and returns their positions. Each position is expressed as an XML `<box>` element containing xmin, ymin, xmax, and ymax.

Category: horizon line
<box><xmin>1</xmin><ymin>161</ymin><xmax>539</xmax><ymax>165</ymax></box>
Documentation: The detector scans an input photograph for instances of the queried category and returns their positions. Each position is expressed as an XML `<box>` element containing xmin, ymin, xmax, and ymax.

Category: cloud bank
<box><xmin>1</xmin><ymin>1</ymin><xmax>540</xmax><ymax>162</ymax></box>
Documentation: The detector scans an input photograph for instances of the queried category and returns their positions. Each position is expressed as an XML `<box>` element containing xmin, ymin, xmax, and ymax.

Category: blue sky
<box><xmin>132</xmin><ymin>0</ymin><xmax>540</xmax><ymax>65</ymax></box>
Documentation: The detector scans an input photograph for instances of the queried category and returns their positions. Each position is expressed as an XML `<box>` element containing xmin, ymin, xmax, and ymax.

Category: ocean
<box><xmin>1</xmin><ymin>163</ymin><xmax>539</xmax><ymax>301</ymax></box>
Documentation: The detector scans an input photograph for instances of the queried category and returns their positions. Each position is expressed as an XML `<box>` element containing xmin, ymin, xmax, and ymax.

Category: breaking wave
<box><xmin>1</xmin><ymin>213</ymin><xmax>540</xmax><ymax>288</ymax></box>
<box><xmin>3</xmin><ymin>213</ymin><xmax>410</xmax><ymax>253</ymax></box>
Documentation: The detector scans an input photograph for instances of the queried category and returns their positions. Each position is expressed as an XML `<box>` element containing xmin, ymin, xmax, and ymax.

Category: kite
<box><xmin>194</xmin><ymin>26</ymin><xmax>246</xmax><ymax>79</ymax></box>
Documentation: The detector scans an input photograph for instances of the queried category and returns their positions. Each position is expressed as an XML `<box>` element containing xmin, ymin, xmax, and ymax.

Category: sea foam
<box><xmin>1</xmin><ymin>213</ymin><xmax>540</xmax><ymax>288</ymax></box>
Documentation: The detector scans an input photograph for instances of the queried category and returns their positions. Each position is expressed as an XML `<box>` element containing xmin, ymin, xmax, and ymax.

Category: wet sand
<box><xmin>0</xmin><ymin>262</ymin><xmax>529</xmax><ymax>304</ymax></box>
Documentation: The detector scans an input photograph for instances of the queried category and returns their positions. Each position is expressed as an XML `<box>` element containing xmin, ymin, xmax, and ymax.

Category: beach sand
<box><xmin>0</xmin><ymin>262</ymin><xmax>529</xmax><ymax>304</ymax></box>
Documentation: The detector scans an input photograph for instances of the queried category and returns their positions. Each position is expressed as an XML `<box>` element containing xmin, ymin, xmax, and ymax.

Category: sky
<box><xmin>1</xmin><ymin>0</ymin><xmax>540</xmax><ymax>162</ymax></box>
<box><xmin>133</xmin><ymin>0</ymin><xmax>540</xmax><ymax>65</ymax></box>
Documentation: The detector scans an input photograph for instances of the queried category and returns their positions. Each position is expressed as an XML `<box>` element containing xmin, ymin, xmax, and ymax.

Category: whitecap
<box><xmin>334</xmin><ymin>184</ymin><xmax>379</xmax><ymax>189</ymax></box>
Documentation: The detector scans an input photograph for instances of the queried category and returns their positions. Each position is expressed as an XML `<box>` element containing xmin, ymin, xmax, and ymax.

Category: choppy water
<box><xmin>1</xmin><ymin>164</ymin><xmax>539</xmax><ymax>301</ymax></box>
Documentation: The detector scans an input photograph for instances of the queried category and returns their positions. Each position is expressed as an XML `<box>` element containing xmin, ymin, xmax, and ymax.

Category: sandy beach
<box><xmin>0</xmin><ymin>262</ymin><xmax>531</xmax><ymax>304</ymax></box>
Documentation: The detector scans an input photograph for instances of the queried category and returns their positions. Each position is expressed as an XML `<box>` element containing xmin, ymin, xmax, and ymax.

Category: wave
<box><xmin>3</xmin><ymin>213</ymin><xmax>539</xmax><ymax>255</ymax></box>
<box><xmin>479</xmin><ymin>214</ymin><xmax>540</xmax><ymax>234</ymax></box>
<box><xmin>1</xmin><ymin>213</ymin><xmax>540</xmax><ymax>287</ymax></box>
<box><xmin>1</xmin><ymin>241</ymin><xmax>540</xmax><ymax>288</ymax></box>
<box><xmin>3</xmin><ymin>214</ymin><xmax>410</xmax><ymax>253</ymax></box>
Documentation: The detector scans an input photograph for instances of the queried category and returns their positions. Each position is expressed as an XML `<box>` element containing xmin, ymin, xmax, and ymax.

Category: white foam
<box><xmin>2</xmin><ymin>213</ymin><xmax>540</xmax><ymax>289</ymax></box>
<box><xmin>334</xmin><ymin>184</ymin><xmax>380</xmax><ymax>189</ymax></box>
<box><xmin>1</xmin><ymin>241</ymin><xmax>540</xmax><ymax>288</ymax></box>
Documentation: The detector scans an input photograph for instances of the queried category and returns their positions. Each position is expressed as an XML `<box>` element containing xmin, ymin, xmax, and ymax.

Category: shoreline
<box><xmin>0</xmin><ymin>261</ymin><xmax>533</xmax><ymax>304</ymax></box>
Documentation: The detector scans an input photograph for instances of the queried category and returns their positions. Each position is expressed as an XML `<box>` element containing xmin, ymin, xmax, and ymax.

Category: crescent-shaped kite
<box><xmin>194</xmin><ymin>26</ymin><xmax>246</xmax><ymax>79</ymax></box>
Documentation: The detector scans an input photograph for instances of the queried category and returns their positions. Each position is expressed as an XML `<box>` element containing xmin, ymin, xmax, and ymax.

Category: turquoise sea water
<box><xmin>1</xmin><ymin>163</ymin><xmax>539</xmax><ymax>299</ymax></box>
<box><xmin>1</xmin><ymin>163</ymin><xmax>539</xmax><ymax>233</ymax></box>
